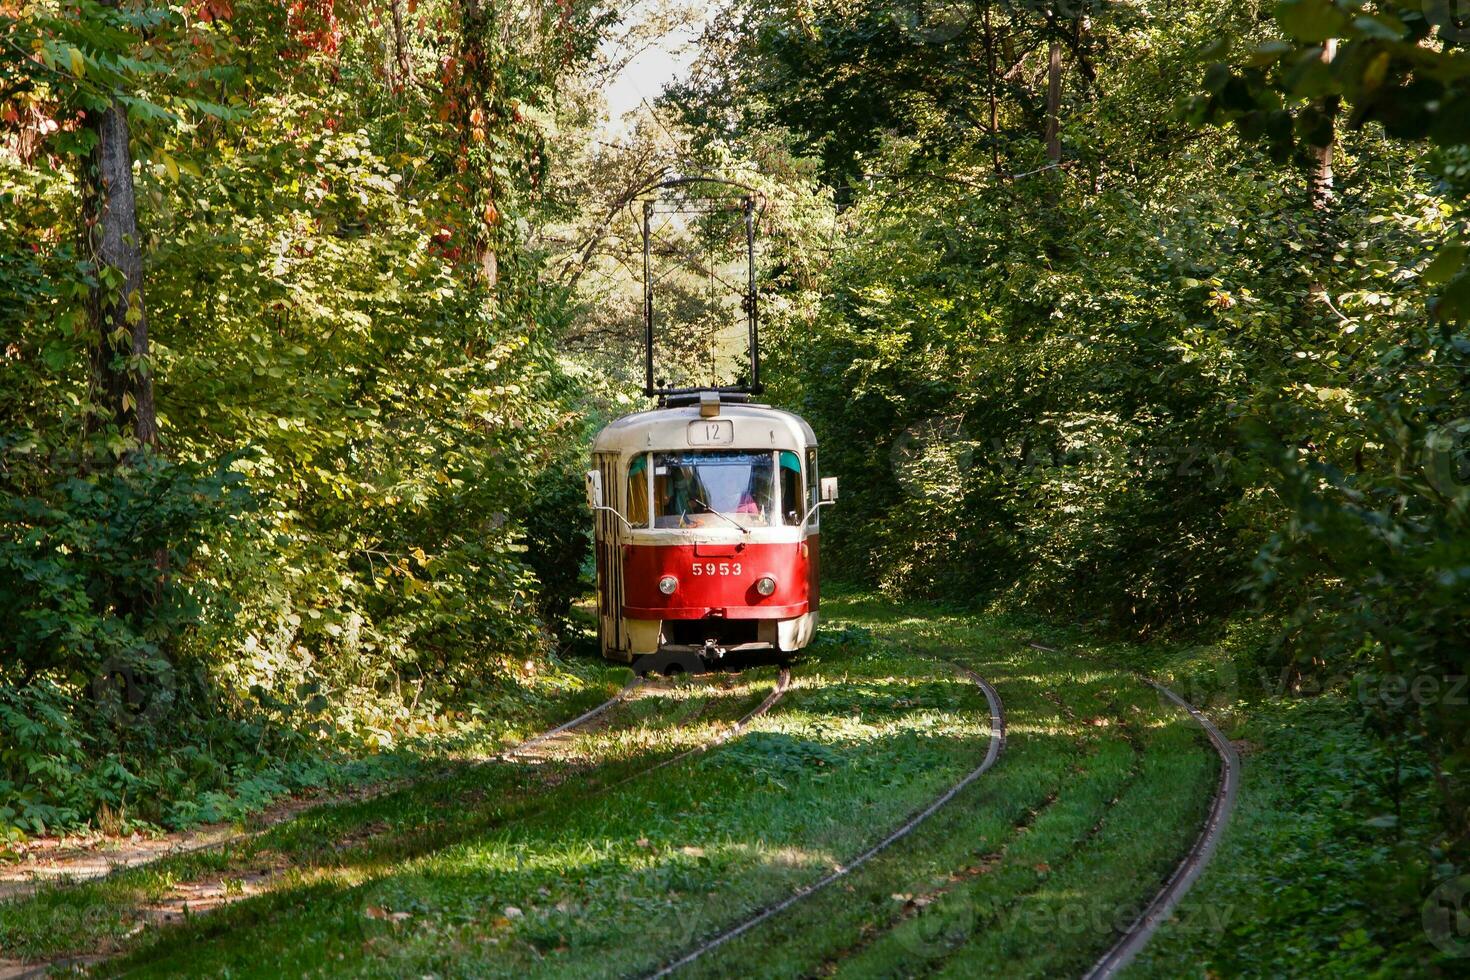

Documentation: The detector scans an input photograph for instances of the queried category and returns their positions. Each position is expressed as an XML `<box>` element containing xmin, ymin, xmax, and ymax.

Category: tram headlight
<box><xmin>658</xmin><ymin>575</ymin><xmax>678</xmax><ymax>595</ymax></box>
<box><xmin>756</xmin><ymin>576</ymin><xmax>777</xmax><ymax>597</ymax></box>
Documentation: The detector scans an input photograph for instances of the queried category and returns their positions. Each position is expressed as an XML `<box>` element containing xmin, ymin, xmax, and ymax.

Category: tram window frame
<box><xmin>779</xmin><ymin>451</ymin><xmax>804</xmax><ymax>525</ymax></box>
<box><xmin>626</xmin><ymin>453</ymin><xmax>651</xmax><ymax>528</ymax></box>
<box><xmin>805</xmin><ymin>447</ymin><xmax>820</xmax><ymax>526</ymax></box>
<box><xmin>651</xmin><ymin>450</ymin><xmax>775</xmax><ymax>528</ymax></box>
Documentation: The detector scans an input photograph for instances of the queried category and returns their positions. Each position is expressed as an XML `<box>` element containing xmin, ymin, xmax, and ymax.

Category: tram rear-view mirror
<box><xmin>585</xmin><ymin>470</ymin><xmax>604</xmax><ymax>510</ymax></box>
<box><xmin>820</xmin><ymin>477</ymin><xmax>839</xmax><ymax>502</ymax></box>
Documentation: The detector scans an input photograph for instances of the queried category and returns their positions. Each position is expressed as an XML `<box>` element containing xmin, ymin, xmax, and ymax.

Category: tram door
<box><xmin>594</xmin><ymin>452</ymin><xmax>629</xmax><ymax>661</ymax></box>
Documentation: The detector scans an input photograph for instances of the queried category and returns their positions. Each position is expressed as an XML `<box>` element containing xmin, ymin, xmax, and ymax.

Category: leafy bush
<box><xmin>0</xmin><ymin>454</ymin><xmax>246</xmax><ymax>689</ymax></box>
<box><xmin>0</xmin><ymin>0</ymin><xmax>606</xmax><ymax>838</ymax></box>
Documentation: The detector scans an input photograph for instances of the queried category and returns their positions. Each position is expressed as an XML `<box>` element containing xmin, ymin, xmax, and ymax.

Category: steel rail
<box><xmin>497</xmin><ymin>677</ymin><xmax>643</xmax><ymax>760</ymax></box>
<box><xmin>0</xmin><ymin>675</ymin><xmax>702</xmax><ymax>980</ymax></box>
<box><xmin>1079</xmin><ymin>677</ymin><xmax>1241</xmax><ymax>980</ymax></box>
<box><xmin>646</xmin><ymin>663</ymin><xmax>1006</xmax><ymax>979</ymax></box>
<box><xmin>4</xmin><ymin>670</ymin><xmax>795</xmax><ymax>980</ymax></box>
<box><xmin>0</xmin><ymin>679</ymin><xmax>645</xmax><ymax>907</ymax></box>
<box><xmin>608</xmin><ymin>666</ymin><xmax>791</xmax><ymax>790</ymax></box>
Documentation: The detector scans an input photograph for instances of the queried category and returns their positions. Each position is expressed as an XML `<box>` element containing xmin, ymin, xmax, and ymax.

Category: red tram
<box><xmin>584</xmin><ymin>176</ymin><xmax>835</xmax><ymax>674</ymax></box>
<box><xmin>586</xmin><ymin>392</ymin><xmax>836</xmax><ymax>675</ymax></box>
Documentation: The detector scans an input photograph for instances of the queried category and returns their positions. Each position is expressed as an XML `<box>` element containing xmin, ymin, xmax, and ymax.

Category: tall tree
<box><xmin>1044</xmin><ymin>30</ymin><xmax>1062</xmax><ymax>163</ymax></box>
<box><xmin>1307</xmin><ymin>37</ymin><xmax>1337</xmax><ymax>210</ymax></box>
<box><xmin>82</xmin><ymin>0</ymin><xmax>157</xmax><ymax>450</ymax></box>
<box><xmin>983</xmin><ymin>0</ymin><xmax>1001</xmax><ymax>174</ymax></box>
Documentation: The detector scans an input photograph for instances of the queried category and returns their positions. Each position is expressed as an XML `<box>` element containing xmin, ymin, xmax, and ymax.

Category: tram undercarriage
<box><xmin>623</xmin><ymin>613</ymin><xmax>819</xmax><ymax>676</ymax></box>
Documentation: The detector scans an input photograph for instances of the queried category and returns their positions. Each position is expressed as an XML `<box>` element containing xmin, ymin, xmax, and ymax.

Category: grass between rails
<box><xmin>12</xmin><ymin>589</ymin><xmax>1419</xmax><ymax>977</ymax></box>
<box><xmin>0</xmin><ymin>652</ymin><xmax>633</xmax><ymax>873</ymax></box>
<box><xmin>0</xmin><ymin>671</ymin><xmax>761</xmax><ymax>962</ymax></box>
<box><xmin>680</xmin><ymin>595</ymin><xmax>1216</xmax><ymax>980</ymax></box>
<box><xmin>3</xmin><ymin>593</ymin><xmax>1225</xmax><ymax>978</ymax></box>
<box><xmin>91</xmin><ymin>637</ymin><xmax>994</xmax><ymax>977</ymax></box>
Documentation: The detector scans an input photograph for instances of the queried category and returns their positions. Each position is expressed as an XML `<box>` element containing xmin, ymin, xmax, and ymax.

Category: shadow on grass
<box><xmin>0</xmin><ymin>677</ymin><xmax>775</xmax><ymax>960</ymax></box>
<box><xmin>98</xmin><ymin>718</ymin><xmax>1021</xmax><ymax>978</ymax></box>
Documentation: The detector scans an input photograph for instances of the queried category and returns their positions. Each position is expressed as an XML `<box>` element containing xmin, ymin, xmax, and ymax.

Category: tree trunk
<box><xmin>82</xmin><ymin>87</ymin><xmax>158</xmax><ymax>449</ymax></box>
<box><xmin>1308</xmin><ymin>38</ymin><xmax>1338</xmax><ymax>210</ymax></box>
<box><xmin>457</xmin><ymin>0</ymin><xmax>499</xmax><ymax>289</ymax></box>
<box><xmin>391</xmin><ymin>0</ymin><xmax>412</xmax><ymax>91</ymax></box>
<box><xmin>479</xmin><ymin>244</ymin><xmax>498</xmax><ymax>286</ymax></box>
<box><xmin>1045</xmin><ymin>37</ymin><xmax>1062</xmax><ymax>164</ymax></box>
<box><xmin>984</xmin><ymin>1</ymin><xmax>1001</xmax><ymax>175</ymax></box>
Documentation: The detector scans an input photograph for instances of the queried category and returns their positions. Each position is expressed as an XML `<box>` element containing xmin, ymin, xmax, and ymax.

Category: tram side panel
<box><xmin>593</xmin><ymin>452</ymin><xmax>630</xmax><ymax>663</ymax></box>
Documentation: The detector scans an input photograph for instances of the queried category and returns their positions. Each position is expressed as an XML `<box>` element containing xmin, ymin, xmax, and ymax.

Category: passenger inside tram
<box><xmin>650</xmin><ymin>451</ymin><xmax>773</xmax><ymax>528</ymax></box>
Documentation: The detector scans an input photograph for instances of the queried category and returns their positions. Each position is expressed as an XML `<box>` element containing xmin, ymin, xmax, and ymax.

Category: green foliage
<box><xmin>679</xmin><ymin>0</ymin><xmax>1470</xmax><ymax>911</ymax></box>
<box><xmin>1137</xmin><ymin>694</ymin><xmax>1445</xmax><ymax>976</ymax></box>
<box><xmin>0</xmin><ymin>0</ymin><xmax>613</xmax><ymax>839</ymax></box>
<box><xmin>522</xmin><ymin>461</ymin><xmax>595</xmax><ymax>631</ymax></box>
<box><xmin>1191</xmin><ymin>0</ymin><xmax>1470</xmax><ymax>318</ymax></box>
<box><xmin>0</xmin><ymin>455</ymin><xmax>246</xmax><ymax>684</ymax></box>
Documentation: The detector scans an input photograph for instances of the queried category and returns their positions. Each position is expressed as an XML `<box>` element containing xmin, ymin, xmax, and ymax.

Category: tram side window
<box><xmin>780</xmin><ymin>451</ymin><xmax>804</xmax><ymax>525</ymax></box>
<box><xmin>627</xmin><ymin>454</ymin><xmax>649</xmax><ymax>527</ymax></box>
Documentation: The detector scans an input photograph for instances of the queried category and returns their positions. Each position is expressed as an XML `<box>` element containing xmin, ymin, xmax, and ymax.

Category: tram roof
<box><xmin>591</xmin><ymin>401</ymin><xmax>817</xmax><ymax>455</ymax></box>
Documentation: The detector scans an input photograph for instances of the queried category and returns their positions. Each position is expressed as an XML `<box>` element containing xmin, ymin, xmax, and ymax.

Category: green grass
<box><xmin>1124</xmin><ymin>692</ymin><xmax>1448</xmax><ymax>978</ymax></box>
<box><xmin>3</xmin><ymin>592</ymin><xmax>1246</xmax><ymax>978</ymax></box>
<box><xmin>679</xmin><ymin>596</ymin><xmax>1215</xmax><ymax>980</ymax></box>
<box><xmin>94</xmin><ymin>647</ymin><xmax>995</xmax><ymax>977</ymax></box>
<box><xmin>0</xmin><ymin>671</ymin><xmax>756</xmax><ymax>960</ymax></box>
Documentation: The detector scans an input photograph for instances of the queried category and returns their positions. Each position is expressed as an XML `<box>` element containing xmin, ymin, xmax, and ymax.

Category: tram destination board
<box><xmin>688</xmin><ymin>419</ymin><xmax>735</xmax><ymax>446</ymax></box>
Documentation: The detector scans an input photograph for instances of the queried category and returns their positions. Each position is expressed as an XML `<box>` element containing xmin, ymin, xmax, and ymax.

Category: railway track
<box><xmin>495</xmin><ymin>676</ymin><xmax>646</xmax><ymax>761</ymax></box>
<box><xmin>6</xmin><ymin>646</ymin><xmax>1231</xmax><ymax>978</ymax></box>
<box><xmin>0</xmin><ymin>668</ymin><xmax>792</xmax><ymax>980</ymax></box>
<box><xmin>642</xmin><ymin>647</ymin><xmax>1235</xmax><ymax>979</ymax></box>
<box><xmin>1017</xmin><ymin>642</ymin><xmax>1240</xmax><ymax>979</ymax></box>
<box><xmin>1080</xmin><ymin>677</ymin><xmax>1241</xmax><ymax>979</ymax></box>
<box><xmin>646</xmin><ymin>660</ymin><xmax>1006</xmax><ymax>979</ymax></box>
<box><xmin>0</xmin><ymin>678</ymin><xmax>648</xmax><ymax>908</ymax></box>
<box><xmin>609</xmin><ymin>666</ymin><xmax>792</xmax><ymax>789</ymax></box>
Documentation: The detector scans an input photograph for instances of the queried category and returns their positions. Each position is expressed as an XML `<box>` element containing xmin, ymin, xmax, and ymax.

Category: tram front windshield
<box><xmin>653</xmin><ymin>451</ymin><xmax>773</xmax><ymax>528</ymax></box>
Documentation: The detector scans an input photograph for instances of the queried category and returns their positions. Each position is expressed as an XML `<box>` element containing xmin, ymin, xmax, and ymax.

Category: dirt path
<box><xmin>0</xmin><ymin>781</ymin><xmax>397</xmax><ymax>905</ymax></box>
<box><xmin>0</xmin><ymin>680</ymin><xmax>650</xmax><ymax>907</ymax></box>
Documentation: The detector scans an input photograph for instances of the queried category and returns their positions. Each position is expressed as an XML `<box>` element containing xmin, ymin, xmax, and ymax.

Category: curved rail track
<box><xmin>646</xmin><ymin>661</ymin><xmax>1006</xmax><ymax>979</ymax></box>
<box><xmin>497</xmin><ymin>676</ymin><xmax>645</xmax><ymax>761</ymax></box>
<box><xmin>1020</xmin><ymin>641</ymin><xmax>1241</xmax><ymax>978</ymax></box>
<box><xmin>1080</xmin><ymin>677</ymin><xmax>1241</xmax><ymax>979</ymax></box>
<box><xmin>610</xmin><ymin>666</ymin><xmax>792</xmax><ymax>789</ymax></box>
<box><xmin>0</xmin><ymin>668</ymin><xmax>792</xmax><ymax>980</ymax></box>
<box><xmin>5</xmin><ymin>647</ymin><xmax>1234</xmax><ymax>979</ymax></box>
<box><xmin>0</xmin><ymin>678</ymin><xmax>647</xmax><ymax>907</ymax></box>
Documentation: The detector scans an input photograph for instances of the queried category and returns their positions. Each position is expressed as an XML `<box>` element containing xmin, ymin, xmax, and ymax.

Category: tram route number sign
<box><xmin>687</xmin><ymin>420</ymin><xmax>735</xmax><ymax>446</ymax></box>
<box><xmin>691</xmin><ymin>561</ymin><xmax>742</xmax><ymax>577</ymax></box>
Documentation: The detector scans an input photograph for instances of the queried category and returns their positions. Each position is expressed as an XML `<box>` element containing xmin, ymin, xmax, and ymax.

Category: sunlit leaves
<box><xmin>1</xmin><ymin>0</ymin><xmax>604</xmax><ymax>837</ymax></box>
<box><xmin>1276</xmin><ymin>0</ymin><xmax>1345</xmax><ymax>43</ymax></box>
<box><xmin>1195</xmin><ymin>0</ymin><xmax>1470</xmax><ymax>321</ymax></box>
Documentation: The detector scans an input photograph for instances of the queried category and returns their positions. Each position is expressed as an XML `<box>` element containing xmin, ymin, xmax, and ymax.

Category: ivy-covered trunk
<box><xmin>81</xmin><ymin>40</ymin><xmax>156</xmax><ymax>451</ymax></box>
